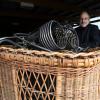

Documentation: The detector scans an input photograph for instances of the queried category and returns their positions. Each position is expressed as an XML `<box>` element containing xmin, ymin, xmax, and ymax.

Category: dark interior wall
<box><xmin>0</xmin><ymin>0</ymin><xmax>100</xmax><ymax>36</ymax></box>
<box><xmin>0</xmin><ymin>16</ymin><xmax>45</xmax><ymax>37</ymax></box>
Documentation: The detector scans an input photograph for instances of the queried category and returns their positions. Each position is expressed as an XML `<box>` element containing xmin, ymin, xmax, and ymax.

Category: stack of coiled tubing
<box><xmin>0</xmin><ymin>20</ymin><xmax>79</xmax><ymax>52</ymax></box>
<box><xmin>28</xmin><ymin>20</ymin><xmax>79</xmax><ymax>51</ymax></box>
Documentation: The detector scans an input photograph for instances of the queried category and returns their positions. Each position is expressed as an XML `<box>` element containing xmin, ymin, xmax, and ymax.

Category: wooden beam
<box><xmin>17</xmin><ymin>0</ymin><xmax>82</xmax><ymax>12</ymax></box>
<box><xmin>0</xmin><ymin>10</ymin><xmax>55</xmax><ymax>20</ymax></box>
<box><xmin>0</xmin><ymin>9</ymin><xmax>80</xmax><ymax>22</ymax></box>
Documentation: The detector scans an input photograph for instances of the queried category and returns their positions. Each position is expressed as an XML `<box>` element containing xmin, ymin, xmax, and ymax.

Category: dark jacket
<box><xmin>75</xmin><ymin>24</ymin><xmax>100</xmax><ymax>48</ymax></box>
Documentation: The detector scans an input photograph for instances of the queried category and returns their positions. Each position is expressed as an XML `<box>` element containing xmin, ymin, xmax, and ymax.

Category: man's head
<box><xmin>80</xmin><ymin>11</ymin><xmax>90</xmax><ymax>27</ymax></box>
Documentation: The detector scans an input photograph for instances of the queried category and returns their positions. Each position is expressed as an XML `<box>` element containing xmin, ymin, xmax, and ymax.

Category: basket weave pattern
<box><xmin>0</xmin><ymin>46</ymin><xmax>100</xmax><ymax>100</ymax></box>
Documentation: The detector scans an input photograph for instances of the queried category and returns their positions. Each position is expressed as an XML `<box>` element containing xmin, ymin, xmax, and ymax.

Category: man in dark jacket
<box><xmin>75</xmin><ymin>11</ymin><xmax>100</xmax><ymax>48</ymax></box>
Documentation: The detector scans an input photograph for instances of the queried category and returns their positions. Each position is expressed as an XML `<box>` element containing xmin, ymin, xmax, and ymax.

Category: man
<box><xmin>75</xmin><ymin>11</ymin><xmax>100</xmax><ymax>48</ymax></box>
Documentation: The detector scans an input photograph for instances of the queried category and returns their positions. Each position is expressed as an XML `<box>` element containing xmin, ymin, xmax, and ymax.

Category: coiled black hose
<box><xmin>63</xmin><ymin>24</ymin><xmax>79</xmax><ymax>50</ymax></box>
<box><xmin>39</xmin><ymin>20</ymin><xmax>67</xmax><ymax>50</ymax></box>
<box><xmin>39</xmin><ymin>20</ymin><xmax>79</xmax><ymax>50</ymax></box>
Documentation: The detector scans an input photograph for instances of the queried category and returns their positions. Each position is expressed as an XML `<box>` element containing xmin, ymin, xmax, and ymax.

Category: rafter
<box><xmin>17</xmin><ymin>0</ymin><xmax>82</xmax><ymax>12</ymax></box>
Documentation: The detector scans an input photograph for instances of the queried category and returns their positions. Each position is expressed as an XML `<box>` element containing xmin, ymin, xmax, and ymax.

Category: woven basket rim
<box><xmin>0</xmin><ymin>46</ymin><xmax>100</xmax><ymax>68</ymax></box>
<box><xmin>0</xmin><ymin>46</ymin><xmax>100</xmax><ymax>59</ymax></box>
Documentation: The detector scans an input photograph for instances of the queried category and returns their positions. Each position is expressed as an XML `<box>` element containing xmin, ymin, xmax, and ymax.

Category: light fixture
<box><xmin>20</xmin><ymin>2</ymin><xmax>34</xmax><ymax>9</ymax></box>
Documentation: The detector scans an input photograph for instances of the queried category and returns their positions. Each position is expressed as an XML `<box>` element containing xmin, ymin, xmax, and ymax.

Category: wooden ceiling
<box><xmin>0</xmin><ymin>0</ymin><xmax>100</xmax><ymax>35</ymax></box>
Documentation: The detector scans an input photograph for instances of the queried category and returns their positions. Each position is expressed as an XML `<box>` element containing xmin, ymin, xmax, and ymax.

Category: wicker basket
<box><xmin>0</xmin><ymin>46</ymin><xmax>100</xmax><ymax>100</ymax></box>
